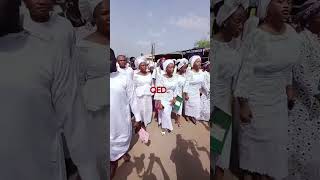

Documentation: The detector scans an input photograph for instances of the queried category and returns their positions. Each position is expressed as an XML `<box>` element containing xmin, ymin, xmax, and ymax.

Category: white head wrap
<box><xmin>163</xmin><ymin>59</ymin><xmax>174</xmax><ymax>71</ymax></box>
<box><xmin>189</xmin><ymin>55</ymin><xmax>201</xmax><ymax>68</ymax></box>
<box><xmin>216</xmin><ymin>0</ymin><xmax>250</xmax><ymax>26</ymax></box>
<box><xmin>257</xmin><ymin>0</ymin><xmax>271</xmax><ymax>19</ymax></box>
<box><xmin>135</xmin><ymin>56</ymin><xmax>146</xmax><ymax>69</ymax></box>
<box><xmin>176</xmin><ymin>58</ymin><xmax>189</xmax><ymax>70</ymax></box>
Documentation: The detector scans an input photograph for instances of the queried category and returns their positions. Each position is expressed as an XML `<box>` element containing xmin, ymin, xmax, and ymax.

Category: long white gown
<box><xmin>0</xmin><ymin>31</ymin><xmax>98</xmax><ymax>180</ymax></box>
<box><xmin>154</xmin><ymin>75</ymin><xmax>179</xmax><ymax>131</ymax></box>
<box><xmin>287</xmin><ymin>30</ymin><xmax>320</xmax><ymax>180</ymax></box>
<box><xmin>175</xmin><ymin>73</ymin><xmax>188</xmax><ymax>116</ymax></box>
<box><xmin>110</xmin><ymin>72</ymin><xmax>138</xmax><ymax>161</ymax></box>
<box><xmin>185</xmin><ymin>70</ymin><xmax>208</xmax><ymax>120</ymax></box>
<box><xmin>200</xmin><ymin>70</ymin><xmax>210</xmax><ymax>121</ymax></box>
<box><xmin>235</xmin><ymin>24</ymin><xmax>301</xmax><ymax>179</ymax></box>
<box><xmin>133</xmin><ymin>73</ymin><xmax>153</xmax><ymax>127</ymax></box>
<box><xmin>76</xmin><ymin>40</ymin><xmax>108</xmax><ymax>180</ymax></box>
<box><xmin>21</xmin><ymin>8</ymin><xmax>77</xmax><ymax>160</ymax></box>
<box><xmin>212</xmin><ymin>39</ymin><xmax>242</xmax><ymax>169</ymax></box>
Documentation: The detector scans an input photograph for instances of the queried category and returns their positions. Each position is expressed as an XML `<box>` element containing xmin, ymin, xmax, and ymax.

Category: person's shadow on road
<box><xmin>170</xmin><ymin>134</ymin><xmax>210</xmax><ymax>180</ymax></box>
<box><xmin>113</xmin><ymin>154</ymin><xmax>145</xmax><ymax>180</ymax></box>
<box><xmin>141</xmin><ymin>153</ymin><xmax>170</xmax><ymax>180</ymax></box>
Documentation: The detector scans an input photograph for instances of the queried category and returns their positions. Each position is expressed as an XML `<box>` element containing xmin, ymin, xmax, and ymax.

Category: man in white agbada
<box><xmin>133</xmin><ymin>56</ymin><xmax>153</xmax><ymax>127</ymax></box>
<box><xmin>211</xmin><ymin>0</ymin><xmax>249</xmax><ymax>179</ymax></box>
<box><xmin>110</xmin><ymin>49</ymin><xmax>141</xmax><ymax>178</ymax></box>
<box><xmin>184</xmin><ymin>55</ymin><xmax>208</xmax><ymax>124</ymax></box>
<box><xmin>117</xmin><ymin>55</ymin><xmax>134</xmax><ymax>80</ymax></box>
<box><xmin>0</xmin><ymin>1</ymin><xmax>99</xmax><ymax>179</ymax></box>
<box><xmin>154</xmin><ymin>59</ymin><xmax>179</xmax><ymax>134</ymax></box>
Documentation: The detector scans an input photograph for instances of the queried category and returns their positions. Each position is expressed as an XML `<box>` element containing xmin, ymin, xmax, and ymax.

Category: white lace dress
<box><xmin>200</xmin><ymin>71</ymin><xmax>210</xmax><ymax>121</ymax></box>
<box><xmin>287</xmin><ymin>30</ymin><xmax>320</xmax><ymax>180</ymax></box>
<box><xmin>235</xmin><ymin>24</ymin><xmax>302</xmax><ymax>179</ymax></box>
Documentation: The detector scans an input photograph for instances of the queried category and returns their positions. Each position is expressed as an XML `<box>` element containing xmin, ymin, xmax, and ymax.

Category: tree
<box><xmin>194</xmin><ymin>39</ymin><xmax>210</xmax><ymax>48</ymax></box>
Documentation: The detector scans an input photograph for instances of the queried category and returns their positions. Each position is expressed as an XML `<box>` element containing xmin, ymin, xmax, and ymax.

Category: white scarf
<box><xmin>189</xmin><ymin>55</ymin><xmax>201</xmax><ymax>68</ymax></box>
<box><xmin>176</xmin><ymin>58</ymin><xmax>188</xmax><ymax>70</ymax></box>
<box><xmin>135</xmin><ymin>56</ymin><xmax>146</xmax><ymax>69</ymax></box>
<box><xmin>216</xmin><ymin>0</ymin><xmax>250</xmax><ymax>26</ymax></box>
<box><xmin>163</xmin><ymin>59</ymin><xmax>174</xmax><ymax>71</ymax></box>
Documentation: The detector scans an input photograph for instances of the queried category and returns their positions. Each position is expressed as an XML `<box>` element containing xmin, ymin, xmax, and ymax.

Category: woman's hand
<box><xmin>184</xmin><ymin>93</ymin><xmax>189</xmax><ymax>101</ymax></box>
<box><xmin>238</xmin><ymin>98</ymin><xmax>252</xmax><ymax>124</ymax></box>
<box><xmin>170</xmin><ymin>98</ymin><xmax>176</xmax><ymax>106</ymax></box>
<box><xmin>134</xmin><ymin>121</ymin><xmax>142</xmax><ymax>133</ymax></box>
<box><xmin>155</xmin><ymin>100</ymin><xmax>164</xmax><ymax>110</ymax></box>
<box><xmin>286</xmin><ymin>85</ymin><xmax>295</xmax><ymax>101</ymax></box>
<box><xmin>286</xmin><ymin>85</ymin><xmax>296</xmax><ymax>110</ymax></box>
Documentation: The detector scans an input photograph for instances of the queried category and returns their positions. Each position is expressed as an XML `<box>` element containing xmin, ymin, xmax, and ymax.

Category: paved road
<box><xmin>114</xmin><ymin>117</ymin><xmax>210</xmax><ymax>180</ymax></box>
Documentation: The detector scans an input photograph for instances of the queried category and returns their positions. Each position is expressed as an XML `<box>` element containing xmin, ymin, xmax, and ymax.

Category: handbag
<box><xmin>138</xmin><ymin>128</ymin><xmax>149</xmax><ymax>144</ymax></box>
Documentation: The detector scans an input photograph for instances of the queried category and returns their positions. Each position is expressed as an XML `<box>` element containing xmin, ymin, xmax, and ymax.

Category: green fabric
<box><xmin>172</xmin><ymin>95</ymin><xmax>183</xmax><ymax>113</ymax></box>
<box><xmin>210</xmin><ymin>107</ymin><xmax>232</xmax><ymax>154</ymax></box>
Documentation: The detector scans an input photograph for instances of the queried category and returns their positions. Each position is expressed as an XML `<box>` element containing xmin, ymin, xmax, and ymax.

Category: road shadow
<box><xmin>170</xmin><ymin>134</ymin><xmax>210</xmax><ymax>180</ymax></box>
<box><xmin>114</xmin><ymin>154</ymin><xmax>146</xmax><ymax>180</ymax></box>
<box><xmin>141</xmin><ymin>153</ymin><xmax>170</xmax><ymax>180</ymax></box>
<box><xmin>200</xmin><ymin>121</ymin><xmax>210</xmax><ymax>131</ymax></box>
<box><xmin>114</xmin><ymin>153</ymin><xmax>170</xmax><ymax>180</ymax></box>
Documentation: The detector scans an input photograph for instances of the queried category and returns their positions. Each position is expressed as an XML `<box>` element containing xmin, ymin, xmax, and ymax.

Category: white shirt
<box><xmin>117</xmin><ymin>66</ymin><xmax>134</xmax><ymax>80</ymax></box>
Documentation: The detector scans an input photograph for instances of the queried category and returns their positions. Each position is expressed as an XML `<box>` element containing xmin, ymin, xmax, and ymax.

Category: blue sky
<box><xmin>111</xmin><ymin>0</ymin><xmax>210</xmax><ymax>57</ymax></box>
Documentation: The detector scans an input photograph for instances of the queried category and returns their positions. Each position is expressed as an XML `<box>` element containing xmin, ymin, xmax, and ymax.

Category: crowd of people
<box><xmin>212</xmin><ymin>0</ymin><xmax>320</xmax><ymax>180</ymax></box>
<box><xmin>110</xmin><ymin>52</ymin><xmax>211</xmax><ymax>178</ymax></box>
<box><xmin>0</xmin><ymin>0</ymin><xmax>108</xmax><ymax>180</ymax></box>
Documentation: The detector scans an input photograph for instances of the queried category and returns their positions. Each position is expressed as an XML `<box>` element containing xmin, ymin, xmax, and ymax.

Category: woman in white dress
<box><xmin>76</xmin><ymin>2</ymin><xmax>108</xmax><ymax>179</ymax></box>
<box><xmin>174</xmin><ymin>58</ymin><xmax>189</xmax><ymax>127</ymax></box>
<box><xmin>133</xmin><ymin>57</ymin><xmax>153</xmax><ymax>128</ymax></box>
<box><xmin>184</xmin><ymin>55</ymin><xmax>208</xmax><ymax>125</ymax></box>
<box><xmin>110</xmin><ymin>49</ymin><xmax>141</xmax><ymax>179</ymax></box>
<box><xmin>211</xmin><ymin>0</ymin><xmax>249</xmax><ymax>179</ymax></box>
<box><xmin>286</xmin><ymin>2</ymin><xmax>320</xmax><ymax>179</ymax></box>
<box><xmin>234</xmin><ymin>0</ymin><xmax>302</xmax><ymax>179</ymax></box>
<box><xmin>200</xmin><ymin>61</ymin><xmax>210</xmax><ymax>121</ymax></box>
<box><xmin>154</xmin><ymin>60</ymin><xmax>179</xmax><ymax>134</ymax></box>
